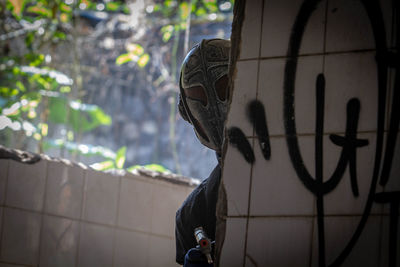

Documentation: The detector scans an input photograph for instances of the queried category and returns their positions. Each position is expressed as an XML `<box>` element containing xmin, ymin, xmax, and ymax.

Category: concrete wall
<box><xmin>0</xmin><ymin>155</ymin><xmax>196</xmax><ymax>266</ymax></box>
<box><xmin>219</xmin><ymin>0</ymin><xmax>399</xmax><ymax>266</ymax></box>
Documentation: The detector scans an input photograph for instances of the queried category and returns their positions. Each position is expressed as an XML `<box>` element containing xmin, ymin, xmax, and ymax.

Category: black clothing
<box><xmin>175</xmin><ymin>164</ymin><xmax>221</xmax><ymax>265</ymax></box>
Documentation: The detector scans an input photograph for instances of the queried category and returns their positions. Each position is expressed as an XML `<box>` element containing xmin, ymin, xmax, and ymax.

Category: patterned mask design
<box><xmin>178</xmin><ymin>39</ymin><xmax>230</xmax><ymax>152</ymax></box>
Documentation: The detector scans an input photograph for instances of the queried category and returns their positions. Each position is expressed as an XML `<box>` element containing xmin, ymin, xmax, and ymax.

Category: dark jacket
<box><xmin>175</xmin><ymin>164</ymin><xmax>221</xmax><ymax>265</ymax></box>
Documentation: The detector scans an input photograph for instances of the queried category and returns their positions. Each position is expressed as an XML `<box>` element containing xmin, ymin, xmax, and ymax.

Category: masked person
<box><xmin>175</xmin><ymin>39</ymin><xmax>230</xmax><ymax>266</ymax></box>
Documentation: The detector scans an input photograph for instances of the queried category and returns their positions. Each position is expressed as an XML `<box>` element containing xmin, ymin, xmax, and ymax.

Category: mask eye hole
<box><xmin>184</xmin><ymin>86</ymin><xmax>208</xmax><ymax>106</ymax></box>
<box><xmin>215</xmin><ymin>75</ymin><xmax>229</xmax><ymax>101</ymax></box>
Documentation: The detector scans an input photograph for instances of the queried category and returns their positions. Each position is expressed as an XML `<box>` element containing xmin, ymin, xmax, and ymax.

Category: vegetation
<box><xmin>0</xmin><ymin>0</ymin><xmax>233</xmax><ymax>176</ymax></box>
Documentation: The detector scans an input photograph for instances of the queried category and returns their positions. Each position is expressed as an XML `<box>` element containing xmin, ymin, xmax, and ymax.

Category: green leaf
<box><xmin>125</xmin><ymin>43</ymin><xmax>144</xmax><ymax>56</ymax></box>
<box><xmin>179</xmin><ymin>2</ymin><xmax>190</xmax><ymax>20</ymax></box>
<box><xmin>195</xmin><ymin>7</ymin><xmax>206</xmax><ymax>16</ymax></box>
<box><xmin>115</xmin><ymin>53</ymin><xmax>133</xmax><ymax>65</ymax></box>
<box><xmin>27</xmin><ymin>4</ymin><xmax>52</xmax><ymax>17</ymax></box>
<box><xmin>7</xmin><ymin>0</ymin><xmax>26</xmax><ymax>19</ymax></box>
<box><xmin>53</xmin><ymin>31</ymin><xmax>66</xmax><ymax>41</ymax></box>
<box><xmin>59</xmin><ymin>86</ymin><xmax>71</xmax><ymax>93</ymax></box>
<box><xmin>161</xmin><ymin>25</ymin><xmax>174</xmax><ymax>42</ymax></box>
<box><xmin>106</xmin><ymin>2</ymin><xmax>120</xmax><ymax>11</ymax></box>
<box><xmin>26</xmin><ymin>53</ymin><xmax>45</xmax><ymax>66</ymax></box>
<box><xmin>25</xmin><ymin>32</ymin><xmax>35</xmax><ymax>48</ymax></box>
<box><xmin>204</xmin><ymin>0</ymin><xmax>218</xmax><ymax>12</ymax></box>
<box><xmin>60</xmin><ymin>3</ymin><xmax>72</xmax><ymax>13</ymax></box>
<box><xmin>127</xmin><ymin>164</ymin><xmax>170</xmax><ymax>173</ymax></box>
<box><xmin>15</xmin><ymin>81</ymin><xmax>25</xmax><ymax>92</ymax></box>
<box><xmin>48</xmin><ymin>97</ymin><xmax>111</xmax><ymax>132</ymax></box>
<box><xmin>0</xmin><ymin>87</ymin><xmax>19</xmax><ymax>97</ymax></box>
<box><xmin>137</xmin><ymin>54</ymin><xmax>149</xmax><ymax>68</ymax></box>
<box><xmin>91</xmin><ymin>160</ymin><xmax>115</xmax><ymax>171</ymax></box>
<box><xmin>115</xmin><ymin>146</ymin><xmax>126</xmax><ymax>169</ymax></box>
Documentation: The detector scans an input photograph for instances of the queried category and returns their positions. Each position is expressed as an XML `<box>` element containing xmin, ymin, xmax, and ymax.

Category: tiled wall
<box><xmin>0</xmin><ymin>157</ymin><xmax>195</xmax><ymax>266</ymax></box>
<box><xmin>220</xmin><ymin>0</ymin><xmax>399</xmax><ymax>266</ymax></box>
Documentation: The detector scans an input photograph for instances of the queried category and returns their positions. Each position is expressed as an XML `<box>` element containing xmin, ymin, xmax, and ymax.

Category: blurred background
<box><xmin>0</xmin><ymin>0</ymin><xmax>233</xmax><ymax>179</ymax></box>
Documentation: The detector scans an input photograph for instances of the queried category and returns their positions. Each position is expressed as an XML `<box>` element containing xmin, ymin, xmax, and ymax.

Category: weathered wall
<box><xmin>0</xmin><ymin>150</ymin><xmax>197</xmax><ymax>267</ymax></box>
<box><xmin>219</xmin><ymin>0</ymin><xmax>399</xmax><ymax>266</ymax></box>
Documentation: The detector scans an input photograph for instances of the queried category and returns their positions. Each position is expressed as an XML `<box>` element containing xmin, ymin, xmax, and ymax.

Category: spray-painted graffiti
<box><xmin>227</xmin><ymin>0</ymin><xmax>399</xmax><ymax>266</ymax></box>
<box><xmin>228</xmin><ymin>100</ymin><xmax>271</xmax><ymax>164</ymax></box>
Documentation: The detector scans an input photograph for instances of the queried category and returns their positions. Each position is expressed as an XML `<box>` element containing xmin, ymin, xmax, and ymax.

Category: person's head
<box><xmin>178</xmin><ymin>39</ymin><xmax>230</xmax><ymax>154</ymax></box>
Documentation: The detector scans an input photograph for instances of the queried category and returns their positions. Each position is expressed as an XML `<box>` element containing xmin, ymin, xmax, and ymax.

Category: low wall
<box><xmin>0</xmin><ymin>147</ymin><xmax>198</xmax><ymax>267</ymax></box>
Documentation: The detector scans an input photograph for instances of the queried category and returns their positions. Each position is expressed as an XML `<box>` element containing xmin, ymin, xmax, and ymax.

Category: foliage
<box><xmin>127</xmin><ymin>163</ymin><xmax>171</xmax><ymax>173</ymax></box>
<box><xmin>0</xmin><ymin>0</ymin><xmax>118</xmax><ymax>156</ymax></box>
<box><xmin>1</xmin><ymin>0</ymin><xmax>233</xmax><ymax>176</ymax></box>
<box><xmin>91</xmin><ymin>145</ymin><xmax>170</xmax><ymax>173</ymax></box>
<box><xmin>116</xmin><ymin>43</ymin><xmax>150</xmax><ymax>67</ymax></box>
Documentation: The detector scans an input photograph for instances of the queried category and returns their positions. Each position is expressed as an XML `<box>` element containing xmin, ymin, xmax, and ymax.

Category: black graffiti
<box><xmin>227</xmin><ymin>0</ymin><xmax>399</xmax><ymax>266</ymax></box>
<box><xmin>227</xmin><ymin>126</ymin><xmax>254</xmax><ymax>163</ymax></box>
<box><xmin>227</xmin><ymin>99</ymin><xmax>271</xmax><ymax>163</ymax></box>
<box><xmin>247</xmin><ymin>100</ymin><xmax>271</xmax><ymax>160</ymax></box>
<box><xmin>283</xmin><ymin>0</ymin><xmax>399</xmax><ymax>266</ymax></box>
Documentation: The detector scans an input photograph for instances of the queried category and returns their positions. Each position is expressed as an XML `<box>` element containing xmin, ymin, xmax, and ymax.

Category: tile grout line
<box><xmin>0</xmin><ymin>160</ymin><xmax>10</xmax><ymax>260</ymax></box>
<box><xmin>146</xmin><ymin>173</ymin><xmax>157</xmax><ymax>267</ymax></box>
<box><xmin>376</xmin><ymin>201</ymin><xmax>385</xmax><ymax>266</ymax></box>
<box><xmin>111</xmin><ymin>175</ymin><xmax>122</xmax><ymax>267</ymax></box>
<box><xmin>243</xmin><ymin>129</ymin><xmax>391</xmax><ymax>139</ymax></box>
<box><xmin>242</xmin><ymin>0</ymin><xmax>266</xmax><ymax>265</ymax></box>
<box><xmin>75</xmin><ymin>168</ymin><xmax>88</xmax><ymax>267</ymax></box>
<box><xmin>236</xmin><ymin>48</ymin><xmax>378</xmax><ymax>62</ymax></box>
<box><xmin>0</xmin><ymin>203</ymin><xmax>177</xmax><ymax>240</ymax></box>
<box><xmin>224</xmin><ymin>213</ymin><xmax>394</xmax><ymax>219</ymax></box>
<box><xmin>37</xmin><ymin>160</ymin><xmax>48</xmax><ymax>267</ymax></box>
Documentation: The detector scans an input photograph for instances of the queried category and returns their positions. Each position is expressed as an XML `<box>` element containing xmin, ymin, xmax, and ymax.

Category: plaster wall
<box><xmin>219</xmin><ymin>0</ymin><xmax>399</xmax><ymax>266</ymax></box>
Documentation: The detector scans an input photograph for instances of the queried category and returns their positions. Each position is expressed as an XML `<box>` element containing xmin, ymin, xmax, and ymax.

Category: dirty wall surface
<box><xmin>219</xmin><ymin>0</ymin><xmax>399</xmax><ymax>266</ymax></box>
<box><xmin>0</xmin><ymin>149</ymin><xmax>197</xmax><ymax>267</ymax></box>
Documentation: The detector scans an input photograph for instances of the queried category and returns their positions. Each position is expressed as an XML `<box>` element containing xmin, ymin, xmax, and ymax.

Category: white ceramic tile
<box><xmin>379</xmin><ymin>215</ymin><xmax>400</xmax><ymax>267</ymax></box>
<box><xmin>118</xmin><ymin>177</ymin><xmax>153</xmax><ymax>232</ymax></box>
<box><xmin>219</xmin><ymin>217</ymin><xmax>247</xmax><ymax>267</ymax></box>
<box><xmin>256</xmin><ymin>58</ymin><xmax>285</xmax><ymax>135</ymax></box>
<box><xmin>325</xmin><ymin>0</ymin><xmax>389</xmax><ymax>53</ymax></box>
<box><xmin>324</xmin><ymin>52</ymin><xmax>379</xmax><ymax>133</ymax></box>
<box><xmin>250</xmin><ymin>136</ymin><xmax>315</xmax><ymax>216</ymax></box>
<box><xmin>238</xmin><ymin>0</ymin><xmax>263</xmax><ymax>60</ymax></box>
<box><xmin>222</xmin><ymin>142</ymin><xmax>252</xmax><ymax>216</ymax></box>
<box><xmin>258</xmin><ymin>56</ymin><xmax>324</xmax><ymax>135</ymax></box>
<box><xmin>324</xmin><ymin>133</ymin><xmax>382</xmax><ymax>215</ymax></box>
<box><xmin>45</xmin><ymin>161</ymin><xmax>84</xmax><ymax>219</ymax></box>
<box><xmin>151</xmin><ymin>183</ymin><xmax>189</xmax><ymax>237</ymax></box>
<box><xmin>148</xmin><ymin>235</ymin><xmax>177</xmax><ymax>267</ymax></box>
<box><xmin>0</xmin><ymin>208</ymin><xmax>41</xmax><ymax>266</ymax></box>
<box><xmin>0</xmin><ymin>160</ymin><xmax>9</xmax><ymax>205</ymax></box>
<box><xmin>77</xmin><ymin>222</ymin><xmax>113</xmax><ymax>267</ymax></box>
<box><xmin>245</xmin><ymin>217</ymin><xmax>313</xmax><ymax>267</ymax></box>
<box><xmin>311</xmin><ymin>215</ymin><xmax>382</xmax><ymax>267</ymax></box>
<box><xmin>113</xmin><ymin>229</ymin><xmax>149</xmax><ymax>267</ymax></box>
<box><xmin>82</xmin><ymin>169</ymin><xmax>119</xmax><ymax>226</ymax></box>
<box><xmin>6</xmin><ymin>160</ymin><xmax>47</xmax><ymax>211</ymax></box>
<box><xmin>261</xmin><ymin>0</ymin><xmax>326</xmax><ymax>58</ymax></box>
<box><xmin>39</xmin><ymin>215</ymin><xmax>79</xmax><ymax>267</ymax></box>
<box><xmin>226</xmin><ymin>60</ymin><xmax>258</xmax><ymax>137</ymax></box>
